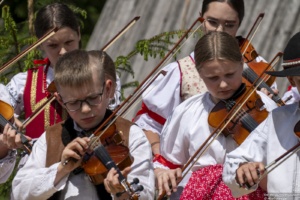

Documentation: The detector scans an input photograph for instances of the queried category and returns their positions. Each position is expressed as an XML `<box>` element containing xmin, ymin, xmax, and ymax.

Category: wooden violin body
<box><xmin>0</xmin><ymin>99</ymin><xmax>14</xmax><ymax>121</ymax></box>
<box><xmin>208</xmin><ymin>85</ymin><xmax>268</xmax><ymax>145</ymax></box>
<box><xmin>82</xmin><ymin>117</ymin><xmax>134</xmax><ymax>185</ymax></box>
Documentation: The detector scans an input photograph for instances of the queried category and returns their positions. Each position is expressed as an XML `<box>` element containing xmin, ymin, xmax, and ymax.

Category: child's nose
<box><xmin>59</xmin><ymin>46</ymin><xmax>67</xmax><ymax>55</ymax></box>
<box><xmin>81</xmin><ymin>101</ymin><xmax>92</xmax><ymax>113</ymax></box>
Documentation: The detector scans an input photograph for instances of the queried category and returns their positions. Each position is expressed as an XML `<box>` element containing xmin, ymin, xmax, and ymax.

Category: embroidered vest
<box><xmin>45</xmin><ymin>116</ymin><xmax>133</xmax><ymax>172</ymax></box>
<box><xmin>23</xmin><ymin>62</ymin><xmax>67</xmax><ymax>138</ymax></box>
<box><xmin>45</xmin><ymin>114</ymin><xmax>133</xmax><ymax>199</ymax></box>
<box><xmin>178</xmin><ymin>55</ymin><xmax>207</xmax><ymax>101</ymax></box>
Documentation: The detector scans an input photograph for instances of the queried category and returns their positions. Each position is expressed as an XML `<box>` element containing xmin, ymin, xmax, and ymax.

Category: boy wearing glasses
<box><xmin>10</xmin><ymin>50</ymin><xmax>155</xmax><ymax>200</ymax></box>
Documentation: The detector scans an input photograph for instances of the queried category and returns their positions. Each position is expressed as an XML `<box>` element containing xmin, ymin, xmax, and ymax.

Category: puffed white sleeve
<box><xmin>255</xmin><ymin>90</ymin><xmax>278</xmax><ymax>112</ymax></box>
<box><xmin>11</xmin><ymin>133</ymin><xmax>69</xmax><ymax>200</ymax></box>
<box><xmin>155</xmin><ymin>99</ymin><xmax>195</xmax><ymax>169</ymax></box>
<box><xmin>133</xmin><ymin>61</ymin><xmax>182</xmax><ymax>135</ymax></box>
<box><xmin>6</xmin><ymin>72</ymin><xmax>27</xmax><ymax>117</ymax></box>
<box><xmin>0</xmin><ymin>83</ymin><xmax>11</xmax><ymax>104</ymax></box>
<box><xmin>0</xmin><ymin>150</ymin><xmax>17</xmax><ymax>184</ymax></box>
<box><xmin>222</xmin><ymin>115</ymin><xmax>271</xmax><ymax>197</ymax></box>
<box><xmin>115</xmin><ymin>125</ymin><xmax>155</xmax><ymax>200</ymax></box>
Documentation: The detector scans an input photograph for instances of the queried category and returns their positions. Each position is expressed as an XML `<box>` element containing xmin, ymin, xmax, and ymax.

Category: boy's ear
<box><xmin>287</xmin><ymin>76</ymin><xmax>296</xmax><ymax>87</ymax></box>
<box><xmin>54</xmin><ymin>92</ymin><xmax>65</xmax><ymax>107</ymax></box>
<box><xmin>105</xmin><ymin>79</ymin><xmax>114</xmax><ymax>98</ymax></box>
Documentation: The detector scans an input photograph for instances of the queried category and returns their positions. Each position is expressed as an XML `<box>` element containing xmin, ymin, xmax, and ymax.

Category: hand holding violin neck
<box><xmin>0</xmin><ymin>114</ymin><xmax>32</xmax><ymax>155</ymax></box>
<box><xmin>94</xmin><ymin>144</ymin><xmax>143</xmax><ymax>199</ymax></box>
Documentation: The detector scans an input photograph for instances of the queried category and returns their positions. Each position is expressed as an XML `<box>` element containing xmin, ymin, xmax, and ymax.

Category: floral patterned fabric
<box><xmin>180</xmin><ymin>164</ymin><xmax>266</xmax><ymax>200</ymax></box>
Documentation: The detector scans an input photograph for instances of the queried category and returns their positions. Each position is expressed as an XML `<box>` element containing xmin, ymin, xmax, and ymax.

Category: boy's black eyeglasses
<box><xmin>62</xmin><ymin>83</ymin><xmax>105</xmax><ymax>112</ymax></box>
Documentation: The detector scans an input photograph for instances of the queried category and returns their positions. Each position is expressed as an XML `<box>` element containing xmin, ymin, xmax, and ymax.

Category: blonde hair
<box><xmin>54</xmin><ymin>50</ymin><xmax>115</xmax><ymax>90</ymax></box>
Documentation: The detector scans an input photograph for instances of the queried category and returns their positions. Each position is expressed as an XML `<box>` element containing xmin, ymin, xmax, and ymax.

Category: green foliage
<box><xmin>0</xmin><ymin>5</ymin><xmax>41</xmax><ymax>84</ymax></box>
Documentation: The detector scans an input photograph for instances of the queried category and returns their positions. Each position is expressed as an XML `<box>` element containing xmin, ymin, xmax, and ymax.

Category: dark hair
<box><xmin>194</xmin><ymin>31</ymin><xmax>242</xmax><ymax>71</ymax></box>
<box><xmin>201</xmin><ymin>0</ymin><xmax>244</xmax><ymax>25</ymax></box>
<box><xmin>34</xmin><ymin>3</ymin><xmax>80</xmax><ymax>38</ymax></box>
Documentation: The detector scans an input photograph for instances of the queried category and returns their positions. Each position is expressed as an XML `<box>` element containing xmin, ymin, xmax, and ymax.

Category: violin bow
<box><xmin>20</xmin><ymin>16</ymin><xmax>141</xmax><ymax>130</ymax></box>
<box><xmin>87</xmin><ymin>17</ymin><xmax>205</xmax><ymax>150</ymax></box>
<box><xmin>247</xmin><ymin>142</ymin><xmax>300</xmax><ymax>190</ymax></box>
<box><xmin>0</xmin><ymin>27</ymin><xmax>58</xmax><ymax>75</ymax></box>
<box><xmin>240</xmin><ymin>13</ymin><xmax>264</xmax><ymax>56</ymax></box>
<box><xmin>102</xmin><ymin>16</ymin><xmax>140</xmax><ymax>51</ymax></box>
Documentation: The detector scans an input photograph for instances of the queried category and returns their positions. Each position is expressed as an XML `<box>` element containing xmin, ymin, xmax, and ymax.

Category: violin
<box><xmin>167</xmin><ymin>76</ymin><xmax>272</xmax><ymax>198</ymax></box>
<box><xmin>0</xmin><ymin>100</ymin><xmax>32</xmax><ymax>155</ymax></box>
<box><xmin>81</xmin><ymin>117</ymin><xmax>144</xmax><ymax>199</ymax></box>
<box><xmin>208</xmin><ymin>84</ymin><xmax>268</xmax><ymax>145</ymax></box>
<box><xmin>81</xmin><ymin>121</ymin><xmax>133</xmax><ymax>184</ymax></box>
<box><xmin>238</xmin><ymin>13</ymin><xmax>286</xmax><ymax>106</ymax></box>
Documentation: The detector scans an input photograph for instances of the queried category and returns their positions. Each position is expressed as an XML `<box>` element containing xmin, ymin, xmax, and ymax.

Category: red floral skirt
<box><xmin>180</xmin><ymin>164</ymin><xmax>266</xmax><ymax>200</ymax></box>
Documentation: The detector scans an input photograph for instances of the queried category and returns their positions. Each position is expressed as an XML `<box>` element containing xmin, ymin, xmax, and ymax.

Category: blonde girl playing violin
<box><xmin>133</xmin><ymin>0</ymin><xmax>277</xmax><ymax>158</ymax></box>
<box><xmin>223</xmin><ymin>32</ymin><xmax>300</xmax><ymax>199</ymax></box>
<box><xmin>154</xmin><ymin>31</ymin><xmax>277</xmax><ymax>199</ymax></box>
<box><xmin>11</xmin><ymin>49</ymin><xmax>154</xmax><ymax>200</ymax></box>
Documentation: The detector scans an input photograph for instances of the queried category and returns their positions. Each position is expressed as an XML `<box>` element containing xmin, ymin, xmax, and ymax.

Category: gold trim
<box><xmin>30</xmin><ymin>68</ymin><xmax>50</xmax><ymax>128</ymax></box>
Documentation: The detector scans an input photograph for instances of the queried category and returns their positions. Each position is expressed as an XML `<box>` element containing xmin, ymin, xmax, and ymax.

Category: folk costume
<box><xmin>154</xmin><ymin>89</ymin><xmax>277</xmax><ymax>199</ymax></box>
<box><xmin>223</xmin><ymin>32</ymin><xmax>300</xmax><ymax>199</ymax></box>
<box><xmin>11</xmin><ymin>110</ymin><xmax>155</xmax><ymax>200</ymax></box>
<box><xmin>0</xmin><ymin>58</ymin><xmax>121</xmax><ymax>184</ymax></box>
<box><xmin>133</xmin><ymin>51</ymin><xmax>270</xmax><ymax>136</ymax></box>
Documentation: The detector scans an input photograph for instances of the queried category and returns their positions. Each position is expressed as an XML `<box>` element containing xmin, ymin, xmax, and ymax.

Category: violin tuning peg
<box><xmin>130</xmin><ymin>178</ymin><xmax>139</xmax><ymax>185</ymax></box>
<box><xmin>134</xmin><ymin>185</ymin><xmax>144</xmax><ymax>192</ymax></box>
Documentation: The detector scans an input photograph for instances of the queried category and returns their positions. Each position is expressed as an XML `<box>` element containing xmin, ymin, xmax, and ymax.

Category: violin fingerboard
<box><xmin>0</xmin><ymin>114</ymin><xmax>14</xmax><ymax>130</ymax></box>
<box><xmin>94</xmin><ymin>144</ymin><xmax>125</xmax><ymax>182</ymax></box>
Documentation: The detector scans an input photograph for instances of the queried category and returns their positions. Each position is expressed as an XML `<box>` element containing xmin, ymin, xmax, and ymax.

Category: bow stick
<box><xmin>63</xmin><ymin>17</ymin><xmax>205</xmax><ymax>165</ymax></box>
<box><xmin>0</xmin><ymin>27</ymin><xmax>58</xmax><ymax>75</ymax></box>
<box><xmin>86</xmin><ymin>17</ymin><xmax>205</xmax><ymax>153</ymax></box>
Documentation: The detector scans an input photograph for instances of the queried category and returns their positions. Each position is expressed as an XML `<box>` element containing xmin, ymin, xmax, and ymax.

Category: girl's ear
<box><xmin>287</xmin><ymin>76</ymin><xmax>296</xmax><ymax>87</ymax></box>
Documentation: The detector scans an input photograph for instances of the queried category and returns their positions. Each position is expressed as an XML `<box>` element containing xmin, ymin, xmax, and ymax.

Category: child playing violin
<box><xmin>133</xmin><ymin>0</ymin><xmax>278</xmax><ymax>157</ymax></box>
<box><xmin>154</xmin><ymin>31</ymin><xmax>278</xmax><ymax>199</ymax></box>
<box><xmin>10</xmin><ymin>50</ymin><xmax>154</xmax><ymax>200</ymax></box>
<box><xmin>0</xmin><ymin>2</ymin><xmax>121</xmax><ymax>186</ymax></box>
<box><xmin>223</xmin><ymin>32</ymin><xmax>300</xmax><ymax>199</ymax></box>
